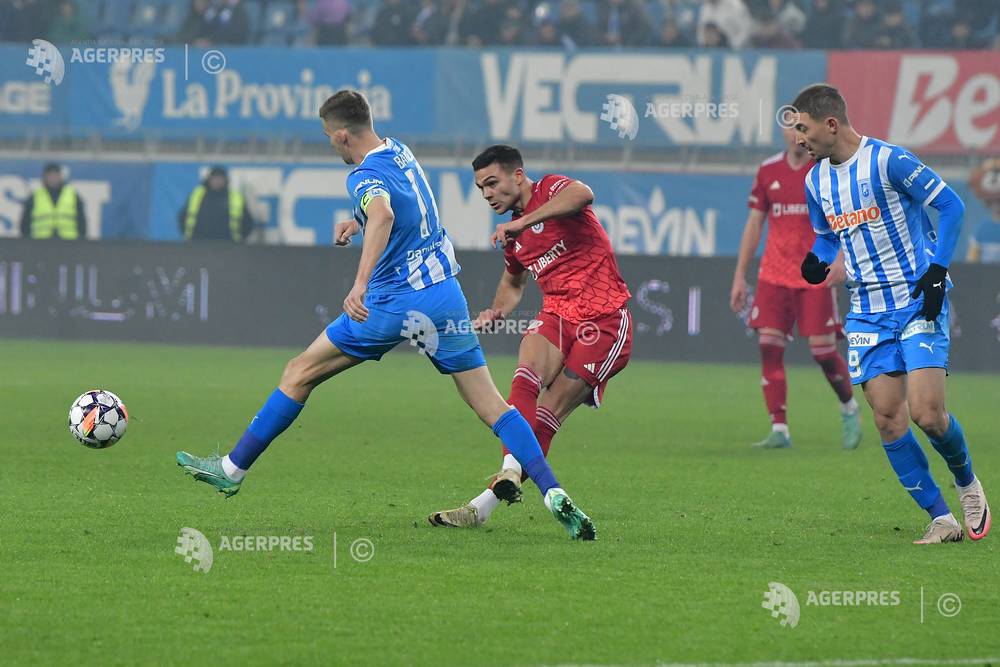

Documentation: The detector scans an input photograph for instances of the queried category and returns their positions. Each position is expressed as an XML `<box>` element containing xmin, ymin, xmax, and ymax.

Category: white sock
<box><xmin>840</xmin><ymin>397</ymin><xmax>859</xmax><ymax>415</ymax></box>
<box><xmin>221</xmin><ymin>455</ymin><xmax>246</xmax><ymax>482</ymax></box>
<box><xmin>771</xmin><ymin>423</ymin><xmax>790</xmax><ymax>437</ymax></box>
<box><xmin>502</xmin><ymin>454</ymin><xmax>522</xmax><ymax>476</ymax></box>
<box><xmin>542</xmin><ymin>487</ymin><xmax>563</xmax><ymax>511</ymax></box>
<box><xmin>469</xmin><ymin>489</ymin><xmax>499</xmax><ymax>524</ymax></box>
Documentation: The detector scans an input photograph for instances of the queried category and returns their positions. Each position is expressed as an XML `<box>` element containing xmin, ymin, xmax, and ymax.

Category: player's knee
<box><xmin>911</xmin><ymin>404</ymin><xmax>948</xmax><ymax>439</ymax></box>
<box><xmin>281</xmin><ymin>354</ymin><xmax>311</xmax><ymax>390</ymax></box>
<box><xmin>871</xmin><ymin>408</ymin><xmax>907</xmax><ymax>441</ymax></box>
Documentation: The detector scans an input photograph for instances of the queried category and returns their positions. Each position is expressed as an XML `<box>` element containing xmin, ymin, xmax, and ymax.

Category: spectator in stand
<box><xmin>801</xmin><ymin>0</ymin><xmax>843</xmax><ymax>49</ymax></box>
<box><xmin>496</xmin><ymin>5</ymin><xmax>529</xmax><ymax>46</ymax></box>
<box><xmin>752</xmin><ymin>8</ymin><xmax>801</xmax><ymax>48</ymax></box>
<box><xmin>944</xmin><ymin>16</ymin><xmax>989</xmax><ymax>48</ymax></box>
<box><xmin>917</xmin><ymin>0</ymin><xmax>955</xmax><ymax>48</ymax></box>
<box><xmin>597</xmin><ymin>0</ymin><xmax>653</xmax><ymax>47</ymax></box>
<box><xmin>412</xmin><ymin>0</ymin><xmax>453</xmax><ymax>46</ymax></box>
<box><xmin>873</xmin><ymin>0</ymin><xmax>916</xmax><ymax>49</ymax></box>
<box><xmin>766</xmin><ymin>0</ymin><xmax>807</xmax><ymax>38</ymax></box>
<box><xmin>460</xmin><ymin>0</ymin><xmax>506</xmax><ymax>46</ymax></box>
<box><xmin>202</xmin><ymin>0</ymin><xmax>250</xmax><ymax>45</ymax></box>
<box><xmin>697</xmin><ymin>0</ymin><xmax>751</xmax><ymax>48</ymax></box>
<box><xmin>841</xmin><ymin>0</ymin><xmax>881</xmax><ymax>49</ymax></box>
<box><xmin>534</xmin><ymin>17</ymin><xmax>561</xmax><ymax>46</ymax></box>
<box><xmin>700</xmin><ymin>21</ymin><xmax>731</xmax><ymax>48</ymax></box>
<box><xmin>372</xmin><ymin>0</ymin><xmax>415</xmax><ymax>46</ymax></box>
<box><xmin>48</xmin><ymin>1</ymin><xmax>89</xmax><ymax>43</ymax></box>
<box><xmin>308</xmin><ymin>0</ymin><xmax>351</xmax><ymax>46</ymax></box>
<box><xmin>657</xmin><ymin>17</ymin><xmax>693</xmax><ymax>47</ymax></box>
<box><xmin>559</xmin><ymin>0</ymin><xmax>596</xmax><ymax>48</ymax></box>
<box><xmin>2</xmin><ymin>0</ymin><xmax>52</xmax><ymax>42</ymax></box>
<box><xmin>176</xmin><ymin>0</ymin><xmax>211</xmax><ymax>45</ymax></box>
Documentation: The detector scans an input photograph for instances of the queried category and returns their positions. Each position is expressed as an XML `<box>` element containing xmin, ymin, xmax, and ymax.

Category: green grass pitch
<box><xmin>2</xmin><ymin>339</ymin><xmax>999</xmax><ymax>666</ymax></box>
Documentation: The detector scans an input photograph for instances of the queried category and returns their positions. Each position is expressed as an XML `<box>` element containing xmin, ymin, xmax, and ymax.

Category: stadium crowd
<box><xmin>1</xmin><ymin>0</ymin><xmax>998</xmax><ymax>50</ymax></box>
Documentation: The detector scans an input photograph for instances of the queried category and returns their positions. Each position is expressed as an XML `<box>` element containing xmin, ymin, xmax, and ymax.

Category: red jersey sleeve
<box><xmin>747</xmin><ymin>168</ymin><xmax>768</xmax><ymax>212</ymax></box>
<box><xmin>538</xmin><ymin>174</ymin><xmax>575</xmax><ymax>201</ymax></box>
<box><xmin>503</xmin><ymin>241</ymin><xmax>525</xmax><ymax>275</ymax></box>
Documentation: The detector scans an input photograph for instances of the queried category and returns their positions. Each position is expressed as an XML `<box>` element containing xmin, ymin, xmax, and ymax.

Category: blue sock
<box><xmin>492</xmin><ymin>408</ymin><xmax>559</xmax><ymax>496</ymax></box>
<box><xmin>928</xmin><ymin>415</ymin><xmax>974</xmax><ymax>488</ymax></box>
<box><xmin>882</xmin><ymin>430</ymin><xmax>949</xmax><ymax>520</ymax></box>
<box><xmin>228</xmin><ymin>389</ymin><xmax>304</xmax><ymax>470</ymax></box>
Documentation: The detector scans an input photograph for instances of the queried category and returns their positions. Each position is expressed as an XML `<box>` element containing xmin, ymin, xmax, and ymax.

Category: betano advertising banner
<box><xmin>2</xmin><ymin>45</ymin><xmax>823</xmax><ymax>148</ymax></box>
<box><xmin>828</xmin><ymin>51</ymin><xmax>1000</xmax><ymax>155</ymax></box>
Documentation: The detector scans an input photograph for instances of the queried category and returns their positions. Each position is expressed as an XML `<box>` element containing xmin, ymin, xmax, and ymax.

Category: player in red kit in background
<box><xmin>429</xmin><ymin>144</ymin><xmax>632</xmax><ymax>528</ymax></box>
<box><xmin>730</xmin><ymin>126</ymin><xmax>862</xmax><ymax>450</ymax></box>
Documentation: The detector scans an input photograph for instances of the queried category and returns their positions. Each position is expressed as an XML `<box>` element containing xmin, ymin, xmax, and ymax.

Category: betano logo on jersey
<box><xmin>827</xmin><ymin>204</ymin><xmax>882</xmax><ymax>232</ymax></box>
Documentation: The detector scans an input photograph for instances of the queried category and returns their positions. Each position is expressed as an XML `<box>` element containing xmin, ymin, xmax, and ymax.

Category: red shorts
<box><xmin>526</xmin><ymin>307</ymin><xmax>633</xmax><ymax>408</ymax></box>
<box><xmin>748</xmin><ymin>280</ymin><xmax>842</xmax><ymax>337</ymax></box>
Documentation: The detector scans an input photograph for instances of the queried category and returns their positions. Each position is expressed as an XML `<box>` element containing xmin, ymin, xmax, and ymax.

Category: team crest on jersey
<box><xmin>858</xmin><ymin>179</ymin><xmax>874</xmax><ymax>206</ymax></box>
<box><xmin>530</xmin><ymin>223</ymin><xmax>544</xmax><ymax>234</ymax></box>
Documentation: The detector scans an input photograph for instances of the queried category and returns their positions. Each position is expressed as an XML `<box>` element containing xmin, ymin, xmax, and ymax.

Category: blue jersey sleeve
<box><xmin>805</xmin><ymin>169</ymin><xmax>839</xmax><ymax>264</ymax></box>
<box><xmin>887</xmin><ymin>148</ymin><xmax>965</xmax><ymax>267</ymax></box>
<box><xmin>347</xmin><ymin>168</ymin><xmax>391</xmax><ymax>223</ymax></box>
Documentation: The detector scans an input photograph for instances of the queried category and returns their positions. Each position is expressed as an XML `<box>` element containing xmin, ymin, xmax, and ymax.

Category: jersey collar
<box><xmin>829</xmin><ymin>136</ymin><xmax>868</xmax><ymax>171</ymax></box>
<box><xmin>361</xmin><ymin>138</ymin><xmax>392</xmax><ymax>164</ymax></box>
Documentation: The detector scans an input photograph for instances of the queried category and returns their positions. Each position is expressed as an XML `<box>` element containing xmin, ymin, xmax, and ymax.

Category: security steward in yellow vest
<box><xmin>177</xmin><ymin>166</ymin><xmax>254</xmax><ymax>242</ymax></box>
<box><xmin>20</xmin><ymin>163</ymin><xmax>87</xmax><ymax>240</ymax></box>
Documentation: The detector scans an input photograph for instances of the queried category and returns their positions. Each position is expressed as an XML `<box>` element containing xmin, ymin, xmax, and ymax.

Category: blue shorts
<box><xmin>325</xmin><ymin>277</ymin><xmax>486</xmax><ymax>375</ymax></box>
<box><xmin>845</xmin><ymin>298</ymin><xmax>950</xmax><ymax>385</ymax></box>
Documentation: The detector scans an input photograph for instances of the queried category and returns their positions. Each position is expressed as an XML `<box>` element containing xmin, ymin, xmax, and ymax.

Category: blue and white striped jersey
<box><xmin>805</xmin><ymin>136</ymin><xmax>951</xmax><ymax>314</ymax></box>
<box><xmin>347</xmin><ymin>138</ymin><xmax>460</xmax><ymax>295</ymax></box>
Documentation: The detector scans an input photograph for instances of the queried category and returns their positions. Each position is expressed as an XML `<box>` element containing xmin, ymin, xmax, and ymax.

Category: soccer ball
<box><xmin>68</xmin><ymin>390</ymin><xmax>129</xmax><ymax>449</ymax></box>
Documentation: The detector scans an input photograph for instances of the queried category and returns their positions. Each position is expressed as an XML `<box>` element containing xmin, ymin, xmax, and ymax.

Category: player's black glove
<box><xmin>911</xmin><ymin>263</ymin><xmax>947</xmax><ymax>321</ymax></box>
<box><xmin>800</xmin><ymin>252</ymin><xmax>830</xmax><ymax>285</ymax></box>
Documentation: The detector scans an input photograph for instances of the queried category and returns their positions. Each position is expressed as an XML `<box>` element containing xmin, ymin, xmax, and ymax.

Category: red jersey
<box><xmin>505</xmin><ymin>174</ymin><xmax>630</xmax><ymax>322</ymax></box>
<box><xmin>747</xmin><ymin>152</ymin><xmax>817</xmax><ymax>289</ymax></box>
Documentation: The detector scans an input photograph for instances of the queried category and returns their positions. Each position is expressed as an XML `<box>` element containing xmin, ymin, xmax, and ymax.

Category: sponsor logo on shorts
<box><xmin>848</xmin><ymin>332</ymin><xmax>878</xmax><ymax>348</ymax></box>
<box><xmin>901</xmin><ymin>319</ymin><xmax>936</xmax><ymax>340</ymax></box>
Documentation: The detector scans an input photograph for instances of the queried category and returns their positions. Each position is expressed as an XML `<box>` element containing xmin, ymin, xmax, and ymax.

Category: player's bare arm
<box><xmin>730</xmin><ymin>208</ymin><xmax>766</xmax><ymax>312</ymax></box>
<box><xmin>474</xmin><ymin>269</ymin><xmax>529</xmax><ymax>331</ymax></box>
<box><xmin>344</xmin><ymin>196</ymin><xmax>394</xmax><ymax>323</ymax></box>
<box><xmin>334</xmin><ymin>219</ymin><xmax>361</xmax><ymax>246</ymax></box>
<box><xmin>491</xmin><ymin>181</ymin><xmax>594</xmax><ymax>247</ymax></box>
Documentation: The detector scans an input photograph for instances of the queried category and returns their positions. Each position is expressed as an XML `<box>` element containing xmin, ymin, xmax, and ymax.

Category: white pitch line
<box><xmin>551</xmin><ymin>659</ymin><xmax>999</xmax><ymax>667</ymax></box>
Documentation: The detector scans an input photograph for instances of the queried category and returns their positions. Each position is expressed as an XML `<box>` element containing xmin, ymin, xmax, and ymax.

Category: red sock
<box><xmin>759</xmin><ymin>334</ymin><xmax>787</xmax><ymax>426</ymax></box>
<box><xmin>811</xmin><ymin>344</ymin><xmax>854</xmax><ymax>404</ymax></box>
<box><xmin>534</xmin><ymin>406</ymin><xmax>561</xmax><ymax>458</ymax></box>
<box><xmin>501</xmin><ymin>366</ymin><xmax>542</xmax><ymax>457</ymax></box>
